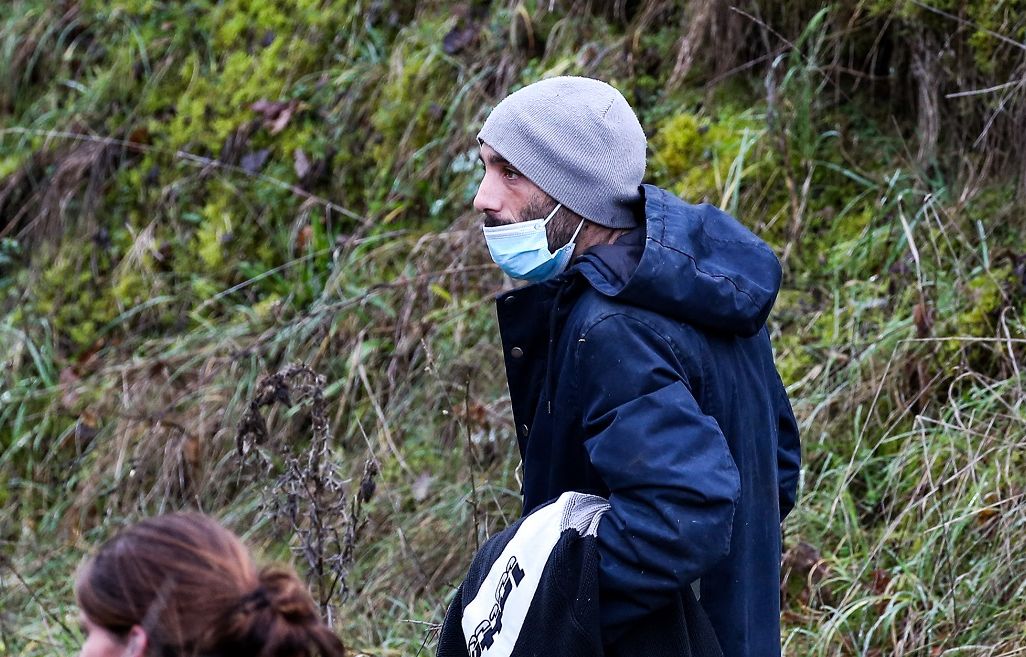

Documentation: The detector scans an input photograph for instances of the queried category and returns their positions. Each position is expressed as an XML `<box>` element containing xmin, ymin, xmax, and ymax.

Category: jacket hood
<box><xmin>571</xmin><ymin>185</ymin><xmax>782</xmax><ymax>337</ymax></box>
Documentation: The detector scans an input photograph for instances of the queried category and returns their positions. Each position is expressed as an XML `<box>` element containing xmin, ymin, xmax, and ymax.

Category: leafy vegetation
<box><xmin>1</xmin><ymin>1</ymin><xmax>1024</xmax><ymax>655</ymax></box>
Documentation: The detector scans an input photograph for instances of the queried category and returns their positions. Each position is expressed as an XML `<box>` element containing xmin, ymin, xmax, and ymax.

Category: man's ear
<box><xmin>124</xmin><ymin>625</ymin><xmax>148</xmax><ymax>657</ymax></box>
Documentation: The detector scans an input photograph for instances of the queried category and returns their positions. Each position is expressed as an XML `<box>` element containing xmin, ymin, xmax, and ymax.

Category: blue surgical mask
<box><xmin>482</xmin><ymin>204</ymin><xmax>585</xmax><ymax>283</ymax></box>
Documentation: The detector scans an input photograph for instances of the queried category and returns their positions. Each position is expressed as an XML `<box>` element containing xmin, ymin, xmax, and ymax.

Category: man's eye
<box><xmin>503</xmin><ymin>168</ymin><xmax>519</xmax><ymax>180</ymax></box>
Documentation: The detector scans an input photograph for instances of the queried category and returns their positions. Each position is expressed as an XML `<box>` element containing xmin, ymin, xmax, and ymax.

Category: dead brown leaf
<box><xmin>250</xmin><ymin>99</ymin><xmax>301</xmax><ymax>135</ymax></box>
<box><xmin>218</xmin><ymin>120</ymin><xmax>259</xmax><ymax>166</ymax></box>
<box><xmin>781</xmin><ymin>541</ymin><xmax>834</xmax><ymax>607</ymax></box>
<box><xmin>240</xmin><ymin>149</ymin><xmax>270</xmax><ymax>174</ymax></box>
<box><xmin>443</xmin><ymin>24</ymin><xmax>479</xmax><ymax>55</ymax></box>
<box><xmin>293</xmin><ymin>148</ymin><xmax>311</xmax><ymax>180</ymax></box>
<box><xmin>127</xmin><ymin>126</ymin><xmax>151</xmax><ymax>146</ymax></box>
<box><xmin>75</xmin><ymin>408</ymin><xmax>101</xmax><ymax>448</ymax></box>
<box><xmin>296</xmin><ymin>225</ymin><xmax>313</xmax><ymax>252</ymax></box>
<box><xmin>913</xmin><ymin>300</ymin><xmax>933</xmax><ymax>338</ymax></box>
<box><xmin>182</xmin><ymin>432</ymin><xmax>201</xmax><ymax>472</ymax></box>
<box><xmin>870</xmin><ymin>567</ymin><xmax>891</xmax><ymax>595</ymax></box>
<box><xmin>411</xmin><ymin>471</ymin><xmax>434</xmax><ymax>502</ymax></box>
<box><xmin>250</xmin><ymin>99</ymin><xmax>287</xmax><ymax>118</ymax></box>
<box><xmin>59</xmin><ymin>367</ymin><xmax>80</xmax><ymax>410</ymax></box>
<box><xmin>976</xmin><ymin>491</ymin><xmax>1001</xmax><ymax>525</ymax></box>
<box><xmin>269</xmin><ymin>105</ymin><xmax>296</xmax><ymax>134</ymax></box>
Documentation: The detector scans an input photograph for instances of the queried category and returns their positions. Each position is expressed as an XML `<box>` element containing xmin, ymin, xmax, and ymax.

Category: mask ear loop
<box><xmin>568</xmin><ymin>217</ymin><xmax>585</xmax><ymax>244</ymax></box>
<box><xmin>541</xmin><ymin>203</ymin><xmax>563</xmax><ymax>225</ymax></box>
<box><xmin>541</xmin><ymin>203</ymin><xmax>586</xmax><ymax>247</ymax></box>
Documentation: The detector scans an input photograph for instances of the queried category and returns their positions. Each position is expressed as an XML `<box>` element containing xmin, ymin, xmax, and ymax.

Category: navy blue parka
<box><xmin>496</xmin><ymin>185</ymin><xmax>801</xmax><ymax>657</ymax></box>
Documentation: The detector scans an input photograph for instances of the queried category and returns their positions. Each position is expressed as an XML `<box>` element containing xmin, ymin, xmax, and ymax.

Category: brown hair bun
<box><xmin>208</xmin><ymin>566</ymin><xmax>347</xmax><ymax>657</ymax></box>
<box><xmin>75</xmin><ymin>513</ymin><xmax>346</xmax><ymax>657</ymax></box>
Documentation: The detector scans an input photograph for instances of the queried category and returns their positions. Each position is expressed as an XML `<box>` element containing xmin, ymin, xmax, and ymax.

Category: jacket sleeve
<box><xmin>774</xmin><ymin>373</ymin><xmax>801</xmax><ymax>522</ymax></box>
<box><xmin>575</xmin><ymin>313</ymin><xmax>741</xmax><ymax>643</ymax></box>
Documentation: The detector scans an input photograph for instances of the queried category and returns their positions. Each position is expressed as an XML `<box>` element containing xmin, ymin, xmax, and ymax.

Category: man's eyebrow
<box><xmin>479</xmin><ymin>152</ymin><xmax>513</xmax><ymax>167</ymax></box>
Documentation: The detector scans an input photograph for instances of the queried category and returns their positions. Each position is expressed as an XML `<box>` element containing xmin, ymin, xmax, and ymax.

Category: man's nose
<box><xmin>473</xmin><ymin>173</ymin><xmax>501</xmax><ymax>216</ymax></box>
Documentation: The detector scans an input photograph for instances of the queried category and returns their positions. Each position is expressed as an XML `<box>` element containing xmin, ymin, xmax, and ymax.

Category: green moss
<box><xmin>0</xmin><ymin>154</ymin><xmax>25</xmax><ymax>179</ymax></box>
<box><xmin>190</xmin><ymin>276</ymin><xmax>220</xmax><ymax>300</ymax></box>
<box><xmin>251</xmin><ymin>292</ymin><xmax>282</xmax><ymax>321</ymax></box>
<box><xmin>275</xmin><ymin>121</ymin><xmax>324</xmax><ymax>161</ymax></box>
<box><xmin>32</xmin><ymin>250</ymin><xmax>115</xmax><ymax>349</ymax></box>
<box><xmin>111</xmin><ymin>270</ymin><xmax>148</xmax><ymax>310</ymax></box>
<box><xmin>81</xmin><ymin>0</ymin><xmax>160</xmax><ymax>12</ymax></box>
<box><xmin>956</xmin><ymin>267</ymin><xmax>1018</xmax><ymax>338</ymax></box>
<box><xmin>28</xmin><ymin>232</ymin><xmax>164</xmax><ymax>350</ymax></box>
<box><xmin>649</xmin><ymin>110</ymin><xmax>766</xmax><ymax>204</ymax></box>
<box><xmin>821</xmin><ymin>206</ymin><xmax>897</xmax><ymax>278</ymax></box>
<box><xmin>365</xmin><ymin>17</ymin><xmax>462</xmax><ymax>204</ymax></box>
<box><xmin>772</xmin><ymin>291</ymin><xmax>819</xmax><ymax>386</ymax></box>
<box><xmin>149</xmin><ymin>0</ymin><xmax>342</xmax><ymax>151</ymax></box>
<box><xmin>195</xmin><ymin>200</ymin><xmax>233</xmax><ymax>270</ymax></box>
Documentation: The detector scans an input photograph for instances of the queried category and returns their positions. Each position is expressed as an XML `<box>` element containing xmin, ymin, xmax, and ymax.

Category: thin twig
<box><xmin>946</xmin><ymin>80</ymin><xmax>1022</xmax><ymax>99</ymax></box>
<box><xmin>463</xmin><ymin>376</ymin><xmax>482</xmax><ymax>551</ymax></box>
<box><xmin>0</xmin><ymin>566</ymin><xmax>12</xmax><ymax>650</ymax></box>
<box><xmin>2</xmin><ymin>558</ymin><xmax>74</xmax><ymax>637</ymax></box>
<box><xmin>729</xmin><ymin>6</ymin><xmax>796</xmax><ymax>50</ymax></box>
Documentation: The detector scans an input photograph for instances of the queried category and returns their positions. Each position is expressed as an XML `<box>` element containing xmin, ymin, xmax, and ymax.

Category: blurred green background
<box><xmin>1</xmin><ymin>1</ymin><xmax>1025</xmax><ymax>655</ymax></box>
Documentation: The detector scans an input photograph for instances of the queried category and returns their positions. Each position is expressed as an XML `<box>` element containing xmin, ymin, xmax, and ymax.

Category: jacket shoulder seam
<box><xmin>657</xmin><ymin>241</ymin><xmax>761</xmax><ymax>309</ymax></box>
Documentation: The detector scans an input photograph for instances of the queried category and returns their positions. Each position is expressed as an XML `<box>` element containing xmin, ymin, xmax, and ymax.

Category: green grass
<box><xmin>2</xmin><ymin>1</ymin><xmax>1025</xmax><ymax>655</ymax></box>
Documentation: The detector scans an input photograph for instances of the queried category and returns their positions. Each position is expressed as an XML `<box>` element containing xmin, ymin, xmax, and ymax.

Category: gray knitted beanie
<box><xmin>478</xmin><ymin>76</ymin><xmax>647</xmax><ymax>229</ymax></box>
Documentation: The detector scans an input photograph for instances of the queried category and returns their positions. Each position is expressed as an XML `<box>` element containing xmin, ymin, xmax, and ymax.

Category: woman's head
<box><xmin>75</xmin><ymin>512</ymin><xmax>346</xmax><ymax>657</ymax></box>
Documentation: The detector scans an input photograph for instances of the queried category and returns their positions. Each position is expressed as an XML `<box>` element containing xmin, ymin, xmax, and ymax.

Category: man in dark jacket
<box><xmin>472</xmin><ymin>76</ymin><xmax>801</xmax><ymax>657</ymax></box>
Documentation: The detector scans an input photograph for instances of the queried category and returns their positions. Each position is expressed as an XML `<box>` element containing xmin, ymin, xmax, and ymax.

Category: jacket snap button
<box><xmin>504</xmin><ymin>295</ymin><xmax>515</xmax><ymax>304</ymax></box>
<box><xmin>510</xmin><ymin>347</ymin><xmax>524</xmax><ymax>358</ymax></box>
<box><xmin>519</xmin><ymin>423</ymin><xmax>529</xmax><ymax>436</ymax></box>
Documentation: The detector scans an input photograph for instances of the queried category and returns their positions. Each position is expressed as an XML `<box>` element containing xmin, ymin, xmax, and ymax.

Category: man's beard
<box><xmin>483</xmin><ymin>195</ymin><xmax>584</xmax><ymax>252</ymax></box>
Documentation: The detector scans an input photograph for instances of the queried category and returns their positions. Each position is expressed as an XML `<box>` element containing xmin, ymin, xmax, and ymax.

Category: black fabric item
<box><xmin>607</xmin><ymin>590</ymin><xmax>723</xmax><ymax>657</ymax></box>
<box><xmin>436</xmin><ymin>584</ymin><xmax>469</xmax><ymax>657</ymax></box>
<box><xmin>436</xmin><ymin>493</ymin><xmax>722</xmax><ymax>657</ymax></box>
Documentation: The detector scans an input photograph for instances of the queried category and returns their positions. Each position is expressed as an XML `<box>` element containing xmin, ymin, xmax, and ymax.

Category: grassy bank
<box><xmin>1</xmin><ymin>1</ymin><xmax>1024</xmax><ymax>655</ymax></box>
